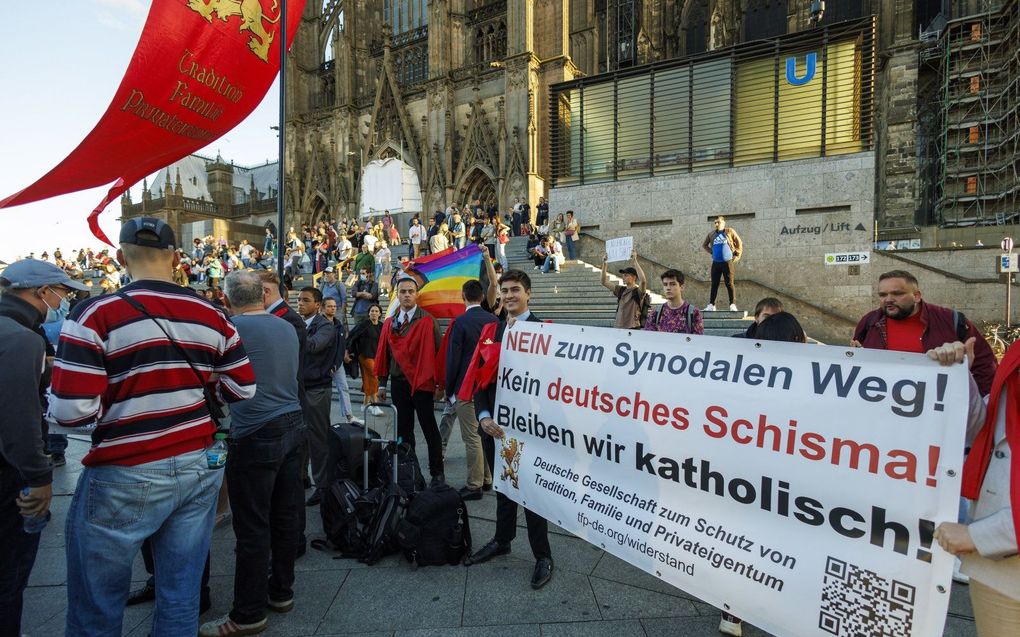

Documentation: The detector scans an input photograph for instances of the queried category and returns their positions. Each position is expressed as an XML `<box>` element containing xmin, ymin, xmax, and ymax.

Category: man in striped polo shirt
<box><xmin>48</xmin><ymin>218</ymin><xmax>256</xmax><ymax>637</ymax></box>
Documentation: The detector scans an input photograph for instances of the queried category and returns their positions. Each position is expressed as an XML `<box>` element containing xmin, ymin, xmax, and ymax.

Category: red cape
<box><xmin>459</xmin><ymin>322</ymin><xmax>501</xmax><ymax>401</ymax></box>
<box><xmin>375</xmin><ymin>312</ymin><xmax>441</xmax><ymax>393</ymax></box>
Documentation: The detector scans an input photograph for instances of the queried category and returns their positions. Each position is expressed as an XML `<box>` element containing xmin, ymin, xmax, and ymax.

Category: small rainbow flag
<box><xmin>387</xmin><ymin>244</ymin><xmax>486</xmax><ymax>319</ymax></box>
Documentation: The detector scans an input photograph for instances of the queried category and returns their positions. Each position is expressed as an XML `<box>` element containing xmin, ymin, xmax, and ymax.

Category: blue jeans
<box><xmin>47</xmin><ymin>432</ymin><xmax>68</xmax><ymax>455</ymax></box>
<box><xmin>65</xmin><ymin>448</ymin><xmax>222</xmax><ymax>637</ymax></box>
<box><xmin>565</xmin><ymin>235</ymin><xmax>576</xmax><ymax>260</ymax></box>
<box><xmin>542</xmin><ymin>255</ymin><xmax>560</xmax><ymax>273</ymax></box>
<box><xmin>333</xmin><ymin>368</ymin><xmax>353</xmax><ymax>419</ymax></box>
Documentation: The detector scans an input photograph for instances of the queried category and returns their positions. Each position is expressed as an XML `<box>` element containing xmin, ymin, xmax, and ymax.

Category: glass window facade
<box><xmin>549</xmin><ymin>18</ymin><xmax>875</xmax><ymax>187</ymax></box>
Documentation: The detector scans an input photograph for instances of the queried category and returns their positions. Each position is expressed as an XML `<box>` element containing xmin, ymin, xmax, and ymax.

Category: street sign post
<box><xmin>1002</xmin><ymin>238</ymin><xmax>1015</xmax><ymax>328</ymax></box>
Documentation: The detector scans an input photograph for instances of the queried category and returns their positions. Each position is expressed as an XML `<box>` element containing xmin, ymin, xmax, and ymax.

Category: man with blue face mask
<box><xmin>351</xmin><ymin>267</ymin><xmax>379</xmax><ymax>324</ymax></box>
<box><xmin>0</xmin><ymin>258</ymin><xmax>86</xmax><ymax>634</ymax></box>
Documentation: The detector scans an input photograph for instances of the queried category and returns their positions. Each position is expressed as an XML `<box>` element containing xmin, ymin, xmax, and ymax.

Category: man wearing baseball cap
<box><xmin>0</xmin><ymin>258</ymin><xmax>86</xmax><ymax>634</ymax></box>
<box><xmin>48</xmin><ymin>217</ymin><xmax>257</xmax><ymax>636</ymax></box>
<box><xmin>600</xmin><ymin>249</ymin><xmax>648</xmax><ymax>329</ymax></box>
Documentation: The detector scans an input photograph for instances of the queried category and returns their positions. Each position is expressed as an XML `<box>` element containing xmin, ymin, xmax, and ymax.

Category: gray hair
<box><xmin>223</xmin><ymin>270</ymin><xmax>263</xmax><ymax>308</ymax></box>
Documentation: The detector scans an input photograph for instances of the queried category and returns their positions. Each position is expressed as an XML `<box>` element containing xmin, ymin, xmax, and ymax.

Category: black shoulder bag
<box><xmin>115</xmin><ymin>291</ymin><xmax>227</xmax><ymax>428</ymax></box>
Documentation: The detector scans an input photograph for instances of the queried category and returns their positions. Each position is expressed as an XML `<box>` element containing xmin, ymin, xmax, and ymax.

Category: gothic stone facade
<box><xmin>286</xmin><ymin>1</ymin><xmax>920</xmax><ymax>232</ymax></box>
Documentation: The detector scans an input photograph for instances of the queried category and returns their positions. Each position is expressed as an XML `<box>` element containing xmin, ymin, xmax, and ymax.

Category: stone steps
<box><xmin>289</xmin><ymin>236</ymin><xmax>754</xmax><ymax>336</ymax></box>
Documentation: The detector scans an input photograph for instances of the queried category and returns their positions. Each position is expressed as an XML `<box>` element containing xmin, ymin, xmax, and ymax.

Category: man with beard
<box><xmin>852</xmin><ymin>269</ymin><xmax>996</xmax><ymax>396</ymax></box>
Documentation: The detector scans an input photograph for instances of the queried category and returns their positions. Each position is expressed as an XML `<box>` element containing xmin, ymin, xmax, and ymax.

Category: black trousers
<box><xmin>390</xmin><ymin>376</ymin><xmax>444</xmax><ymax>477</ymax></box>
<box><xmin>226</xmin><ymin>412</ymin><xmax>304</xmax><ymax>623</ymax></box>
<box><xmin>0</xmin><ymin>462</ymin><xmax>42</xmax><ymax>637</ymax></box>
<box><xmin>481</xmin><ymin>429</ymin><xmax>552</xmax><ymax>560</ymax></box>
<box><xmin>709</xmin><ymin>260</ymin><xmax>736</xmax><ymax>305</ymax></box>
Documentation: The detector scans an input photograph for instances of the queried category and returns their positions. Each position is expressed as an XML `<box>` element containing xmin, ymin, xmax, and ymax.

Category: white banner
<box><xmin>492</xmin><ymin>323</ymin><xmax>968</xmax><ymax>637</ymax></box>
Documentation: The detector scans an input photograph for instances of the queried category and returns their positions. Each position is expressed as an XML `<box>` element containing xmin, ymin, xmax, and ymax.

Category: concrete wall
<box><xmin>877</xmin><ymin>246</ymin><xmax>1003</xmax><ymax>281</ymax></box>
<box><xmin>550</xmin><ymin>153</ymin><xmax>879</xmax><ymax>323</ymax></box>
<box><xmin>871</xmin><ymin>251</ymin><xmax>1017</xmax><ymax>326</ymax></box>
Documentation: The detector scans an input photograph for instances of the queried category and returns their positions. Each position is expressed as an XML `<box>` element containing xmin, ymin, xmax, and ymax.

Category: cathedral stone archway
<box><xmin>457</xmin><ymin>166</ymin><xmax>498</xmax><ymax>210</ymax></box>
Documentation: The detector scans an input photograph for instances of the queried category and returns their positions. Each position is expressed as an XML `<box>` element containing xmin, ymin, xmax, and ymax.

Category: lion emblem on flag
<box><xmin>186</xmin><ymin>0</ymin><xmax>281</xmax><ymax>62</ymax></box>
<box><xmin>500</xmin><ymin>437</ymin><xmax>523</xmax><ymax>489</ymax></box>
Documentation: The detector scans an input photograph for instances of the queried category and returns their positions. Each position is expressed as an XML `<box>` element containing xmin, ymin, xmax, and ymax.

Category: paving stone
<box><xmin>21</xmin><ymin>585</ymin><xmax>66</xmax><ymax>635</ymax></box>
<box><xmin>943</xmin><ymin>614</ymin><xmax>979</xmax><ymax>637</ymax></box>
<box><xmin>539</xmin><ymin>619</ymin><xmax>646</xmax><ymax>637</ymax></box>
<box><xmin>947</xmin><ymin>581</ymin><xmax>974</xmax><ymax>619</ymax></box>
<box><xmin>462</xmin><ymin>563</ymin><xmax>600</xmax><ymax>626</ymax></box>
<box><xmin>320</xmin><ymin>565</ymin><xmax>465</xmax><ymax>633</ymax></box>
<box><xmin>590</xmin><ymin>551</ymin><xmax>696</xmax><ymax>599</ymax></box>
<box><xmin>399</xmin><ymin>626</ymin><xmax>541</xmax><ymax>637</ymax></box>
<box><xmin>589</xmin><ymin>575</ymin><xmax>700</xmax><ymax>620</ymax></box>
<box><xmin>642</xmin><ymin>614</ymin><xmax>775</xmax><ymax>636</ymax></box>
<box><xmin>26</xmin><ymin>546</ymin><xmax>67</xmax><ymax>586</ymax></box>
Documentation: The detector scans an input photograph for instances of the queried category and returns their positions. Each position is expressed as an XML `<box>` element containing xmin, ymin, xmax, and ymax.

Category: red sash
<box><xmin>374</xmin><ymin>313</ymin><xmax>440</xmax><ymax>393</ymax></box>
<box><xmin>459</xmin><ymin>322</ymin><xmax>501</xmax><ymax>401</ymax></box>
<box><xmin>961</xmin><ymin>341</ymin><xmax>1020</xmax><ymax>549</ymax></box>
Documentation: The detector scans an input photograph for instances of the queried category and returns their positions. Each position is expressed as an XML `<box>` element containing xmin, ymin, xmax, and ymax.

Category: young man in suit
<box><xmin>296</xmin><ymin>287</ymin><xmax>336</xmax><ymax>507</ymax></box>
<box><xmin>445</xmin><ymin>280</ymin><xmax>499</xmax><ymax>500</ymax></box>
<box><xmin>375</xmin><ymin>275</ymin><xmax>446</xmax><ymax>486</ymax></box>
<box><xmin>465</xmin><ymin>269</ymin><xmax>554</xmax><ymax>589</ymax></box>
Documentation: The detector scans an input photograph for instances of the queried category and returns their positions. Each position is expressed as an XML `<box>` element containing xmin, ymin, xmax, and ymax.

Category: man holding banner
<box><xmin>464</xmin><ymin>269</ymin><xmax>554</xmax><ymax>589</ymax></box>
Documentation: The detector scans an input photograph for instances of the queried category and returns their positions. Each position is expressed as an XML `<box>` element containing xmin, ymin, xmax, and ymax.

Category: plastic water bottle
<box><xmin>207</xmin><ymin>433</ymin><xmax>228</xmax><ymax>469</ymax></box>
<box><xmin>21</xmin><ymin>488</ymin><xmax>50</xmax><ymax>534</ymax></box>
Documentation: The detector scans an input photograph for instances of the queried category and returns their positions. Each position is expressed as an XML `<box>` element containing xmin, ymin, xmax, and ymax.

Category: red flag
<box><xmin>0</xmin><ymin>0</ymin><xmax>305</xmax><ymax>244</ymax></box>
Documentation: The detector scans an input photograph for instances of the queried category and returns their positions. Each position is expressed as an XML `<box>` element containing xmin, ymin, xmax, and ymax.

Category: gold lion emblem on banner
<box><xmin>500</xmin><ymin>437</ymin><xmax>524</xmax><ymax>489</ymax></box>
<box><xmin>187</xmin><ymin>0</ymin><xmax>281</xmax><ymax>62</ymax></box>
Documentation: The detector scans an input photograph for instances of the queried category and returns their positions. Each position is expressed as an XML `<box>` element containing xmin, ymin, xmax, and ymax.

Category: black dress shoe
<box><xmin>459</xmin><ymin>486</ymin><xmax>482</xmax><ymax>501</ymax></box>
<box><xmin>126</xmin><ymin>582</ymin><xmax>155</xmax><ymax>606</ymax></box>
<box><xmin>481</xmin><ymin>483</ymin><xmax>493</xmax><ymax>492</ymax></box>
<box><xmin>464</xmin><ymin>539</ymin><xmax>511</xmax><ymax>565</ymax></box>
<box><xmin>305</xmin><ymin>488</ymin><xmax>322</xmax><ymax>507</ymax></box>
<box><xmin>430</xmin><ymin>474</ymin><xmax>446</xmax><ymax>488</ymax></box>
<box><xmin>531</xmin><ymin>557</ymin><xmax>554</xmax><ymax>589</ymax></box>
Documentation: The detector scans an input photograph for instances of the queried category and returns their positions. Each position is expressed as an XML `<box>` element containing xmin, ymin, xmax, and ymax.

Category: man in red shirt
<box><xmin>852</xmin><ymin>269</ymin><xmax>996</xmax><ymax>396</ymax></box>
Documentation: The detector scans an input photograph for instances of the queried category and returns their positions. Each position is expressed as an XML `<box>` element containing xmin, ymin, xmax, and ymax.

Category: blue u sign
<box><xmin>786</xmin><ymin>52</ymin><xmax>817</xmax><ymax>86</ymax></box>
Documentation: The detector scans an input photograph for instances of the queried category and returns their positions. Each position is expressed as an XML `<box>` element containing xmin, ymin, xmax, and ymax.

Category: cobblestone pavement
<box><xmin>24</xmin><ymin>402</ymin><xmax>977</xmax><ymax>637</ymax></box>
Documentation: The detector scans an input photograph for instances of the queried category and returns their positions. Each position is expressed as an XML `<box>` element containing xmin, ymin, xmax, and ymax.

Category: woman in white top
<box><xmin>430</xmin><ymin>223</ymin><xmax>450</xmax><ymax>254</ymax></box>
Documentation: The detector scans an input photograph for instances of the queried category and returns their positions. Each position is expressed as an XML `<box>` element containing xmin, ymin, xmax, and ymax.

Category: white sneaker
<box><xmin>952</xmin><ymin>557</ymin><xmax>970</xmax><ymax>584</ymax></box>
<box><xmin>704</xmin><ymin>304</ymin><xmax>716</xmax><ymax>312</ymax></box>
<box><xmin>719</xmin><ymin>613</ymin><xmax>743</xmax><ymax>636</ymax></box>
<box><xmin>370</xmin><ymin>406</ymin><xmax>384</xmax><ymax>416</ymax></box>
<box><xmin>729</xmin><ymin>304</ymin><xmax>739</xmax><ymax>312</ymax></box>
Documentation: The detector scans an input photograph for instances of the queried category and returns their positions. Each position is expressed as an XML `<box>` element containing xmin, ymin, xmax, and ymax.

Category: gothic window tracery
<box><xmin>386</xmin><ymin>0</ymin><xmax>429</xmax><ymax>34</ymax></box>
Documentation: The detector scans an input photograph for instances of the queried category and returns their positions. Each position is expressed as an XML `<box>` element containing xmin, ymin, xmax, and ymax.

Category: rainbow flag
<box><xmin>387</xmin><ymin>244</ymin><xmax>486</xmax><ymax>318</ymax></box>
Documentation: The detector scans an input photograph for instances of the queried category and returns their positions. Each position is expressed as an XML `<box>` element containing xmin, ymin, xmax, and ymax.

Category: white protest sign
<box><xmin>493</xmin><ymin>323</ymin><xmax>967</xmax><ymax>637</ymax></box>
<box><xmin>605</xmin><ymin>236</ymin><xmax>633</xmax><ymax>262</ymax></box>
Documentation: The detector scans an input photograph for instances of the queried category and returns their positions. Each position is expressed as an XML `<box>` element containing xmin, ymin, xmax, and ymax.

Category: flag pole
<box><xmin>276</xmin><ymin>0</ymin><xmax>287</xmax><ymax>280</ymax></box>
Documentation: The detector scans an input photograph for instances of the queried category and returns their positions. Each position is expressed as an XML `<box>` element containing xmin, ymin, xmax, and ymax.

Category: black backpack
<box><xmin>318</xmin><ymin>479</ymin><xmax>369</xmax><ymax>556</ymax></box>
<box><xmin>396</xmin><ymin>485</ymin><xmax>472</xmax><ymax>566</ymax></box>
<box><xmin>638</xmin><ymin>291</ymin><xmax>654</xmax><ymax>327</ymax></box>
<box><xmin>378</xmin><ymin>442</ymin><xmax>426</xmax><ymax>494</ymax></box>
<box><xmin>359</xmin><ymin>484</ymin><xmax>407</xmax><ymax>565</ymax></box>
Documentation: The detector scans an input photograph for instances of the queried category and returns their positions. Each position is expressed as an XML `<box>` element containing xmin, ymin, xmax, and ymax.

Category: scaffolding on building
<box><xmin>925</xmin><ymin>0</ymin><xmax>1020</xmax><ymax>228</ymax></box>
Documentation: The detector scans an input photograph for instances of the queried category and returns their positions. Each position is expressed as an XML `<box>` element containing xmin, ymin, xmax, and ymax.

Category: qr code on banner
<box><xmin>819</xmin><ymin>557</ymin><xmax>916</xmax><ymax>637</ymax></box>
